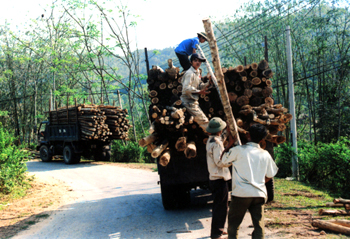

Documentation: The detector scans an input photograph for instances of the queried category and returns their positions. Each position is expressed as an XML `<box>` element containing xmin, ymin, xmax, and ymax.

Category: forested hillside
<box><xmin>0</xmin><ymin>0</ymin><xmax>349</xmax><ymax>146</ymax></box>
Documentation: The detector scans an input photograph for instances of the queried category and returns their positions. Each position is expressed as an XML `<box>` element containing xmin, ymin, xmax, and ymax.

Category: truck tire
<box><xmin>161</xmin><ymin>183</ymin><xmax>177</xmax><ymax>210</ymax></box>
<box><xmin>100</xmin><ymin>150</ymin><xmax>111</xmax><ymax>161</ymax></box>
<box><xmin>160</xmin><ymin>184</ymin><xmax>191</xmax><ymax>210</ymax></box>
<box><xmin>266</xmin><ymin>178</ymin><xmax>274</xmax><ymax>202</ymax></box>
<box><xmin>39</xmin><ymin>145</ymin><xmax>52</xmax><ymax>162</ymax></box>
<box><xmin>63</xmin><ymin>145</ymin><xmax>80</xmax><ymax>164</ymax></box>
<box><xmin>94</xmin><ymin>150</ymin><xmax>111</xmax><ymax>162</ymax></box>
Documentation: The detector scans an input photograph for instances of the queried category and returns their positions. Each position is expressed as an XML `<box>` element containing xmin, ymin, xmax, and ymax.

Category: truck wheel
<box><xmin>266</xmin><ymin>178</ymin><xmax>274</xmax><ymax>202</ymax></box>
<box><xmin>94</xmin><ymin>150</ymin><xmax>111</xmax><ymax>162</ymax></box>
<box><xmin>160</xmin><ymin>184</ymin><xmax>177</xmax><ymax>210</ymax></box>
<box><xmin>176</xmin><ymin>187</ymin><xmax>191</xmax><ymax>209</ymax></box>
<box><xmin>39</xmin><ymin>145</ymin><xmax>52</xmax><ymax>162</ymax></box>
<box><xmin>100</xmin><ymin>150</ymin><xmax>111</xmax><ymax>161</ymax></box>
<box><xmin>63</xmin><ymin>145</ymin><xmax>80</xmax><ymax>164</ymax></box>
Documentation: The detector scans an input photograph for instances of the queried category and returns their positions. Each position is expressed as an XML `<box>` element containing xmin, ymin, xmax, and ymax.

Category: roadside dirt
<box><xmin>1</xmin><ymin>160</ymin><xmax>347</xmax><ymax>238</ymax></box>
<box><xmin>0</xmin><ymin>174</ymin><xmax>77</xmax><ymax>239</ymax></box>
<box><xmin>0</xmin><ymin>160</ymin><xmax>156</xmax><ymax>239</ymax></box>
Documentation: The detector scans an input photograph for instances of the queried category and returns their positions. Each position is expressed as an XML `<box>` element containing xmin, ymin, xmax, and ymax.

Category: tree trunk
<box><xmin>202</xmin><ymin>18</ymin><xmax>241</xmax><ymax>145</ymax></box>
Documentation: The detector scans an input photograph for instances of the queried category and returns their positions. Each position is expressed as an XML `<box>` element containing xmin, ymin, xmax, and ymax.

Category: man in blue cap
<box><xmin>175</xmin><ymin>32</ymin><xmax>208</xmax><ymax>71</ymax></box>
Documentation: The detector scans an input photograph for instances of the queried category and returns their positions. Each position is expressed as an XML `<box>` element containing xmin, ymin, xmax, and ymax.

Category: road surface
<box><xmin>14</xmin><ymin>161</ymin><xmax>266</xmax><ymax>239</ymax></box>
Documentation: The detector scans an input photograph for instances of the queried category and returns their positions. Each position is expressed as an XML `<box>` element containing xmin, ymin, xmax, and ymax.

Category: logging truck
<box><xmin>36</xmin><ymin>120</ymin><xmax>111</xmax><ymax>164</ymax></box>
<box><xmin>141</xmin><ymin>54</ymin><xmax>289</xmax><ymax>209</ymax></box>
<box><xmin>36</xmin><ymin>100</ymin><xmax>130</xmax><ymax>164</ymax></box>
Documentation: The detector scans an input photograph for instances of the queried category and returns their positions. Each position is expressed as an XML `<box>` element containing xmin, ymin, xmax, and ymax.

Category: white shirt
<box><xmin>206</xmin><ymin>135</ymin><xmax>232</xmax><ymax>181</ymax></box>
<box><xmin>180</xmin><ymin>66</ymin><xmax>209</xmax><ymax>102</ymax></box>
<box><xmin>221</xmin><ymin>142</ymin><xmax>278</xmax><ymax>201</ymax></box>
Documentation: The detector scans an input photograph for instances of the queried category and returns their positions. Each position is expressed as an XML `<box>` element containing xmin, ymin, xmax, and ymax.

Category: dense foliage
<box><xmin>0</xmin><ymin>123</ymin><xmax>29</xmax><ymax>194</ymax></box>
<box><xmin>275</xmin><ymin>138</ymin><xmax>350</xmax><ymax>198</ymax></box>
<box><xmin>110</xmin><ymin>140</ymin><xmax>154</xmax><ymax>164</ymax></box>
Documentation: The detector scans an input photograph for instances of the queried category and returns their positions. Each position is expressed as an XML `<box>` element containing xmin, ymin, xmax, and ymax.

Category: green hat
<box><xmin>206</xmin><ymin>117</ymin><xmax>226</xmax><ymax>134</ymax></box>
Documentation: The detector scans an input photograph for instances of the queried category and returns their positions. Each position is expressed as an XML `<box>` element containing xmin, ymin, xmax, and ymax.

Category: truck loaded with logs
<box><xmin>37</xmin><ymin>98</ymin><xmax>131</xmax><ymax>164</ymax></box>
<box><xmin>139</xmin><ymin>58</ymin><xmax>292</xmax><ymax>210</ymax></box>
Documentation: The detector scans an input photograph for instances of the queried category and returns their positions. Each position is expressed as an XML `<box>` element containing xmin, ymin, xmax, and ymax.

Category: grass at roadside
<box><xmin>265</xmin><ymin>178</ymin><xmax>350</xmax><ymax>238</ymax></box>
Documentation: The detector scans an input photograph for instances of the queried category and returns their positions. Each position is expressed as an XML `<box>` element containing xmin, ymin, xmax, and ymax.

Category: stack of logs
<box><xmin>311</xmin><ymin>198</ymin><xmax>350</xmax><ymax>236</ymax></box>
<box><xmin>139</xmin><ymin>59</ymin><xmax>292</xmax><ymax>166</ymax></box>
<box><xmin>49</xmin><ymin>103</ymin><xmax>130</xmax><ymax>141</ymax></box>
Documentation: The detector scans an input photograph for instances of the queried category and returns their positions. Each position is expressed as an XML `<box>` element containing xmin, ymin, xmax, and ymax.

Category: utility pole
<box><xmin>144</xmin><ymin>48</ymin><xmax>150</xmax><ymax>77</ymax></box>
<box><xmin>286</xmin><ymin>26</ymin><xmax>299</xmax><ymax>180</ymax></box>
<box><xmin>264</xmin><ymin>36</ymin><xmax>268</xmax><ymax>62</ymax></box>
<box><xmin>50</xmin><ymin>89</ymin><xmax>53</xmax><ymax>111</ymax></box>
<box><xmin>117</xmin><ymin>90</ymin><xmax>122</xmax><ymax>109</ymax></box>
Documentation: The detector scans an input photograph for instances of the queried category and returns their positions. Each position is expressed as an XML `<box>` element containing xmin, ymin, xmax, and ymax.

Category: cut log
<box><xmin>236</xmin><ymin>96</ymin><xmax>249</xmax><ymax>106</ymax></box>
<box><xmin>252</xmin><ymin>87</ymin><xmax>262</xmax><ymax>96</ymax></box>
<box><xmin>250</xmin><ymin>71</ymin><xmax>258</xmax><ymax>77</ymax></box>
<box><xmin>252</xmin><ymin>77</ymin><xmax>261</xmax><ymax>85</ymax></box>
<box><xmin>326</xmin><ymin>202</ymin><xmax>347</xmax><ymax>207</ymax></box>
<box><xmin>175</xmin><ymin>136</ymin><xmax>187</xmax><ymax>151</ymax></box>
<box><xmin>235</xmin><ymin>65</ymin><xmax>244</xmax><ymax>73</ymax></box>
<box><xmin>184</xmin><ymin>141</ymin><xmax>197</xmax><ymax>159</ymax></box>
<box><xmin>263</xmin><ymin>69</ymin><xmax>274</xmax><ymax>78</ymax></box>
<box><xmin>244</xmin><ymin>89</ymin><xmax>253</xmax><ymax>98</ymax></box>
<box><xmin>150</xmin><ymin>90</ymin><xmax>158</xmax><ymax>98</ymax></box>
<box><xmin>258</xmin><ymin>59</ymin><xmax>269</xmax><ymax>70</ymax></box>
<box><xmin>251</xmin><ymin>63</ymin><xmax>258</xmax><ymax>70</ymax></box>
<box><xmin>151</xmin><ymin>98</ymin><xmax>159</xmax><ymax>104</ymax></box>
<box><xmin>262</xmin><ymin>87</ymin><xmax>273</xmax><ymax>97</ymax></box>
<box><xmin>318</xmin><ymin>209</ymin><xmax>350</xmax><ymax>216</ymax></box>
<box><xmin>146</xmin><ymin>144</ymin><xmax>156</xmax><ymax>153</ymax></box>
<box><xmin>159</xmin><ymin>149</ymin><xmax>171</xmax><ymax>167</ymax></box>
<box><xmin>151</xmin><ymin>140</ymin><xmax>169</xmax><ymax>158</ymax></box>
<box><xmin>312</xmin><ymin>220</ymin><xmax>350</xmax><ymax>235</ymax></box>
<box><xmin>334</xmin><ymin>198</ymin><xmax>350</xmax><ymax>204</ymax></box>
<box><xmin>138</xmin><ymin>133</ymin><xmax>158</xmax><ymax>147</ymax></box>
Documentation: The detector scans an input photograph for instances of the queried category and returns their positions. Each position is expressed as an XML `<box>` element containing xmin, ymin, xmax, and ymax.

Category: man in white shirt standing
<box><xmin>181</xmin><ymin>53</ymin><xmax>210</xmax><ymax>133</ymax></box>
<box><xmin>206</xmin><ymin>117</ymin><xmax>231</xmax><ymax>239</ymax></box>
<box><xmin>220</xmin><ymin>123</ymin><xmax>278</xmax><ymax>239</ymax></box>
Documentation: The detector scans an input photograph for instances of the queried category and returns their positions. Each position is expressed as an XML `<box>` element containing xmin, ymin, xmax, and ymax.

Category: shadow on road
<box><xmin>12</xmin><ymin>190</ymin><xmax>214</xmax><ymax>239</ymax></box>
<box><xmin>26</xmin><ymin>160</ymin><xmax>100</xmax><ymax>173</ymax></box>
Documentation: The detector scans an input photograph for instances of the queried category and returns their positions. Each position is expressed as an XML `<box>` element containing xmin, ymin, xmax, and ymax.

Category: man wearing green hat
<box><xmin>175</xmin><ymin>32</ymin><xmax>208</xmax><ymax>71</ymax></box>
<box><xmin>206</xmin><ymin>117</ymin><xmax>231</xmax><ymax>239</ymax></box>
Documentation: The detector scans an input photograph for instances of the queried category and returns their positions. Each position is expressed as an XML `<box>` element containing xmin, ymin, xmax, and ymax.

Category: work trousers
<box><xmin>182</xmin><ymin>101</ymin><xmax>209</xmax><ymax>132</ymax></box>
<box><xmin>228</xmin><ymin>196</ymin><xmax>265</xmax><ymax>239</ymax></box>
<box><xmin>175</xmin><ymin>52</ymin><xmax>191</xmax><ymax>71</ymax></box>
<box><xmin>209</xmin><ymin>179</ymin><xmax>229</xmax><ymax>239</ymax></box>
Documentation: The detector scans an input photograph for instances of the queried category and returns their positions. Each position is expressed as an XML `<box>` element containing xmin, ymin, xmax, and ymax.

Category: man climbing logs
<box><xmin>181</xmin><ymin>53</ymin><xmax>211</xmax><ymax>133</ymax></box>
<box><xmin>175</xmin><ymin>32</ymin><xmax>208</xmax><ymax>71</ymax></box>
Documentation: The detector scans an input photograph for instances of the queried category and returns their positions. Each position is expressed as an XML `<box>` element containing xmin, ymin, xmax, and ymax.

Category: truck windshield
<box><xmin>39</xmin><ymin>123</ymin><xmax>47</xmax><ymax>136</ymax></box>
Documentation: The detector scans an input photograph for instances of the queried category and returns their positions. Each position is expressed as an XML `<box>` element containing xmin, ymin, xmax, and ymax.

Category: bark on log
<box><xmin>318</xmin><ymin>209</ymin><xmax>350</xmax><ymax>216</ymax></box>
<box><xmin>151</xmin><ymin>140</ymin><xmax>169</xmax><ymax>158</ymax></box>
<box><xmin>334</xmin><ymin>198</ymin><xmax>350</xmax><ymax>204</ymax></box>
<box><xmin>312</xmin><ymin>220</ymin><xmax>350</xmax><ymax>235</ymax></box>
<box><xmin>202</xmin><ymin>18</ymin><xmax>242</xmax><ymax>145</ymax></box>
<box><xmin>138</xmin><ymin>133</ymin><xmax>158</xmax><ymax>147</ymax></box>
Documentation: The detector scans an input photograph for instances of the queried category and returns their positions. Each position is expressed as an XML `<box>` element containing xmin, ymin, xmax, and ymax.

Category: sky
<box><xmin>0</xmin><ymin>0</ymin><xmax>249</xmax><ymax>50</ymax></box>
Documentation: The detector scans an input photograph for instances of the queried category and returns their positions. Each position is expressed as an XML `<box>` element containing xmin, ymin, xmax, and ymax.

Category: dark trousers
<box><xmin>175</xmin><ymin>52</ymin><xmax>191</xmax><ymax>71</ymax></box>
<box><xmin>209</xmin><ymin>179</ymin><xmax>229</xmax><ymax>238</ymax></box>
<box><xmin>228</xmin><ymin>196</ymin><xmax>265</xmax><ymax>239</ymax></box>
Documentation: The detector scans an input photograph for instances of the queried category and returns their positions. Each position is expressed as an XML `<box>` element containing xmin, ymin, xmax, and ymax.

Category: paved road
<box><xmin>15</xmin><ymin>161</ymin><xmax>262</xmax><ymax>239</ymax></box>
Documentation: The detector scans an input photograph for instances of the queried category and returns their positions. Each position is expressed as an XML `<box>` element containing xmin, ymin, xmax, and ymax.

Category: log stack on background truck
<box><xmin>37</xmin><ymin>99</ymin><xmax>131</xmax><ymax>164</ymax></box>
<box><xmin>139</xmin><ymin>59</ymin><xmax>292</xmax><ymax>209</ymax></box>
